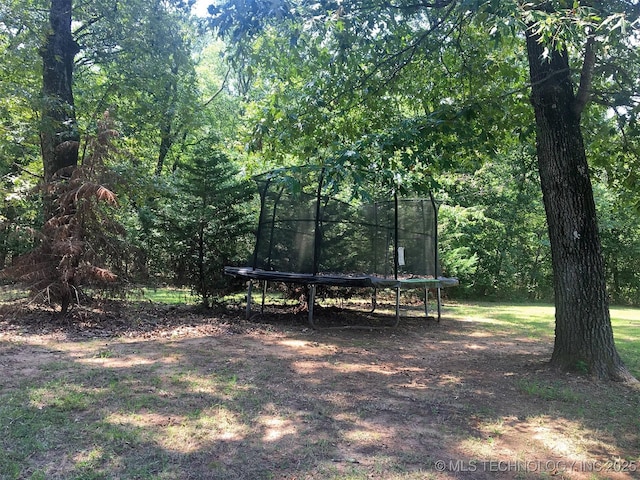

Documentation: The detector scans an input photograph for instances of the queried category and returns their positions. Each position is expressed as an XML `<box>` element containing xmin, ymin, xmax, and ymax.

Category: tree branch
<box><xmin>331</xmin><ymin>1</ymin><xmax>458</xmax><ymax>106</ymax></box>
<box><xmin>203</xmin><ymin>66</ymin><xmax>232</xmax><ymax>107</ymax></box>
<box><xmin>73</xmin><ymin>14</ymin><xmax>106</xmax><ymax>39</ymax></box>
<box><xmin>383</xmin><ymin>0</ymin><xmax>456</xmax><ymax>9</ymax></box>
<box><xmin>13</xmin><ymin>163</ymin><xmax>43</xmax><ymax>181</ymax></box>
<box><xmin>574</xmin><ymin>35</ymin><xmax>596</xmax><ymax>118</ymax></box>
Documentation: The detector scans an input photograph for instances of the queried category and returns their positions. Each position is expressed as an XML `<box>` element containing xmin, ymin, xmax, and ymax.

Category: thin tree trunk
<box><xmin>155</xmin><ymin>65</ymin><xmax>179</xmax><ymax>176</ymax></box>
<box><xmin>155</xmin><ymin>122</ymin><xmax>174</xmax><ymax>176</ymax></box>
<box><xmin>525</xmin><ymin>30</ymin><xmax>635</xmax><ymax>382</ymax></box>
<box><xmin>198</xmin><ymin>221</ymin><xmax>208</xmax><ymax>307</ymax></box>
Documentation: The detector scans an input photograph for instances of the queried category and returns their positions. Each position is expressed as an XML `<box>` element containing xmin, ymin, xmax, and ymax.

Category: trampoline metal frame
<box><xmin>224</xmin><ymin>266</ymin><xmax>458</xmax><ymax>328</ymax></box>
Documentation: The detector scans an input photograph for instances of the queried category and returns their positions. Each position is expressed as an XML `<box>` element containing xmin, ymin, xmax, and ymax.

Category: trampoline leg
<box><xmin>261</xmin><ymin>281</ymin><xmax>267</xmax><ymax>314</ymax></box>
<box><xmin>246</xmin><ymin>281</ymin><xmax>253</xmax><ymax>320</ymax></box>
<box><xmin>370</xmin><ymin>288</ymin><xmax>377</xmax><ymax>313</ymax></box>
<box><xmin>393</xmin><ymin>286</ymin><xmax>400</xmax><ymax>327</ymax></box>
<box><xmin>437</xmin><ymin>287</ymin><xmax>442</xmax><ymax>322</ymax></box>
<box><xmin>308</xmin><ymin>284</ymin><xmax>316</xmax><ymax>328</ymax></box>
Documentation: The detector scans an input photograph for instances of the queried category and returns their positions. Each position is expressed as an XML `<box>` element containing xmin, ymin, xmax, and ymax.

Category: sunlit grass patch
<box><xmin>343</xmin><ymin>428</ymin><xmax>385</xmax><ymax>444</ymax></box>
<box><xmin>446</xmin><ymin>302</ymin><xmax>555</xmax><ymax>339</ymax></box>
<box><xmin>127</xmin><ymin>286</ymin><xmax>199</xmax><ymax>305</ymax></box>
<box><xmin>459</xmin><ymin>434</ymin><xmax>500</xmax><ymax>458</ymax></box>
<box><xmin>446</xmin><ymin>302</ymin><xmax>640</xmax><ymax>378</ymax></box>
<box><xmin>74</xmin><ymin>446</ymin><xmax>107</xmax><ymax>471</ymax></box>
<box><xmin>610</xmin><ymin>307</ymin><xmax>640</xmax><ymax>379</ymax></box>
<box><xmin>0</xmin><ymin>286</ymin><xmax>28</xmax><ymax>302</ymax></box>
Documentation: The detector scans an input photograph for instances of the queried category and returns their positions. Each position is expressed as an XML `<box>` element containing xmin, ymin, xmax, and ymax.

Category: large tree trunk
<box><xmin>40</xmin><ymin>0</ymin><xmax>80</xmax><ymax>187</ymax></box>
<box><xmin>525</xmin><ymin>31</ymin><xmax>635</xmax><ymax>382</ymax></box>
<box><xmin>40</xmin><ymin>0</ymin><xmax>79</xmax><ymax>312</ymax></box>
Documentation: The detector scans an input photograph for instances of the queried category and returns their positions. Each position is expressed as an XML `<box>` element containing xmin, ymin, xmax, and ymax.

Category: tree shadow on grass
<box><xmin>0</xmin><ymin>304</ymin><xmax>639</xmax><ymax>479</ymax></box>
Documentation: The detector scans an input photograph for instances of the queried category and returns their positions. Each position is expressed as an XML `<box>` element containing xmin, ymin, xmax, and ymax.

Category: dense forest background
<box><xmin>1</xmin><ymin>0</ymin><xmax>639</xmax><ymax>308</ymax></box>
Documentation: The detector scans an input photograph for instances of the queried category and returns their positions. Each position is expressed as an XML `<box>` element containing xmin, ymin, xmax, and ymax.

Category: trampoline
<box><xmin>224</xmin><ymin>166</ymin><xmax>458</xmax><ymax>327</ymax></box>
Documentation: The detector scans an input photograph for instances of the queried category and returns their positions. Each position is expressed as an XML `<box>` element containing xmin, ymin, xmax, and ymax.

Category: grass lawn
<box><xmin>127</xmin><ymin>287</ymin><xmax>200</xmax><ymax>305</ymax></box>
<box><xmin>446</xmin><ymin>302</ymin><xmax>640</xmax><ymax>379</ymax></box>
<box><xmin>0</xmin><ymin>299</ymin><xmax>638</xmax><ymax>479</ymax></box>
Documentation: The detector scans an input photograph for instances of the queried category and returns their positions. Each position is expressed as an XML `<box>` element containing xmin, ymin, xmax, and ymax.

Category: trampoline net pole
<box><xmin>313</xmin><ymin>168</ymin><xmax>325</xmax><ymax>276</ymax></box>
<box><xmin>394</xmin><ymin>191</ymin><xmax>399</xmax><ymax>280</ymax></box>
<box><xmin>429</xmin><ymin>191</ymin><xmax>439</xmax><ymax>279</ymax></box>
<box><xmin>252</xmin><ymin>178</ymin><xmax>269</xmax><ymax>269</ymax></box>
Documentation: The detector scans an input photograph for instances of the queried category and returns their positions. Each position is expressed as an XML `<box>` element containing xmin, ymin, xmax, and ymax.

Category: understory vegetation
<box><xmin>1</xmin><ymin>1</ymin><xmax>640</xmax><ymax>309</ymax></box>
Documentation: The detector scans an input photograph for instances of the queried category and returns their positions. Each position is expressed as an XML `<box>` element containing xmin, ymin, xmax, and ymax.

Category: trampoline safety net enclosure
<box><xmin>224</xmin><ymin>166</ymin><xmax>458</xmax><ymax>327</ymax></box>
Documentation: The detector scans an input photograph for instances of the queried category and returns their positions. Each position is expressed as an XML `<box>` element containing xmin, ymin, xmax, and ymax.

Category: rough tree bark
<box><xmin>525</xmin><ymin>30</ymin><xmax>636</xmax><ymax>382</ymax></box>
<box><xmin>40</xmin><ymin>0</ymin><xmax>80</xmax><ymax>188</ymax></box>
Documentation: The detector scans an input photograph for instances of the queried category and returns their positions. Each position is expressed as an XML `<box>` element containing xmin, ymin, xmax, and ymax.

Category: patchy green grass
<box><xmin>0</xmin><ymin>284</ymin><xmax>201</xmax><ymax>307</ymax></box>
<box><xmin>446</xmin><ymin>302</ymin><xmax>555</xmax><ymax>337</ymax></box>
<box><xmin>127</xmin><ymin>287</ymin><xmax>199</xmax><ymax>305</ymax></box>
<box><xmin>515</xmin><ymin>378</ymin><xmax>583</xmax><ymax>402</ymax></box>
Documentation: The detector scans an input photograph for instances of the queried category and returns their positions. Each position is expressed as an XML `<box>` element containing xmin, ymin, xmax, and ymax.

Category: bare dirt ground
<box><xmin>1</xmin><ymin>299</ymin><xmax>639</xmax><ymax>479</ymax></box>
